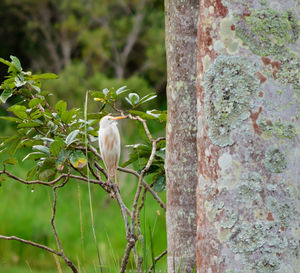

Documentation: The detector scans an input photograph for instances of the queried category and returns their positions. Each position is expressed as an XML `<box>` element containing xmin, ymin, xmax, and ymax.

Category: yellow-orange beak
<box><xmin>111</xmin><ymin>116</ymin><xmax>126</xmax><ymax>120</ymax></box>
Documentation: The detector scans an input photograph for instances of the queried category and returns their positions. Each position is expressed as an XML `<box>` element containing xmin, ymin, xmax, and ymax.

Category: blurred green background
<box><xmin>0</xmin><ymin>0</ymin><xmax>167</xmax><ymax>272</ymax></box>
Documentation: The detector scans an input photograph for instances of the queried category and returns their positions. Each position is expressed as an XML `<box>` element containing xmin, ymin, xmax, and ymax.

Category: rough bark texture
<box><xmin>165</xmin><ymin>0</ymin><xmax>199</xmax><ymax>272</ymax></box>
<box><xmin>196</xmin><ymin>0</ymin><xmax>300</xmax><ymax>272</ymax></box>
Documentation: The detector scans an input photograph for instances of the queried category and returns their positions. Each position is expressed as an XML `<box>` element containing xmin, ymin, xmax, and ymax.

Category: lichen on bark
<box><xmin>204</xmin><ymin>55</ymin><xmax>259</xmax><ymax>147</ymax></box>
<box><xmin>235</xmin><ymin>8</ymin><xmax>299</xmax><ymax>56</ymax></box>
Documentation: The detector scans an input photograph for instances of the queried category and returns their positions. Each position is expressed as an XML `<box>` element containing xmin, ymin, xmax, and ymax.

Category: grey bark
<box><xmin>196</xmin><ymin>0</ymin><xmax>300</xmax><ymax>272</ymax></box>
<box><xmin>165</xmin><ymin>0</ymin><xmax>199</xmax><ymax>272</ymax></box>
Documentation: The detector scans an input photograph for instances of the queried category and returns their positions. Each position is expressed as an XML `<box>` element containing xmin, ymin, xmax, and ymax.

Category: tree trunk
<box><xmin>196</xmin><ymin>0</ymin><xmax>300</xmax><ymax>272</ymax></box>
<box><xmin>165</xmin><ymin>0</ymin><xmax>199</xmax><ymax>272</ymax></box>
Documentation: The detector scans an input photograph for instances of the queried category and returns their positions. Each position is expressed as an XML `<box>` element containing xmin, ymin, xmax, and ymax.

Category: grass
<box><xmin>0</xmin><ymin>148</ymin><xmax>167</xmax><ymax>272</ymax></box>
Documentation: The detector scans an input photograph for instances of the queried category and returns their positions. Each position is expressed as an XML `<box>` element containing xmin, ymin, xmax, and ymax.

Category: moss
<box><xmin>238</xmin><ymin>172</ymin><xmax>262</xmax><ymax>205</ymax></box>
<box><xmin>235</xmin><ymin>8</ymin><xmax>299</xmax><ymax>56</ymax></box>
<box><xmin>258</xmin><ymin>118</ymin><xmax>297</xmax><ymax>139</ymax></box>
<box><xmin>204</xmin><ymin>55</ymin><xmax>259</xmax><ymax>147</ymax></box>
<box><xmin>264</xmin><ymin>146</ymin><xmax>287</xmax><ymax>173</ymax></box>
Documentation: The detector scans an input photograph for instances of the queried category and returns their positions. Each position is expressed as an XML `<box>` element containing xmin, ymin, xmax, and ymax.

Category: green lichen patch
<box><xmin>220</xmin><ymin>209</ymin><xmax>238</xmax><ymax>228</ymax></box>
<box><xmin>204</xmin><ymin>55</ymin><xmax>259</xmax><ymax>147</ymax></box>
<box><xmin>229</xmin><ymin>222</ymin><xmax>265</xmax><ymax>253</ymax></box>
<box><xmin>266</xmin><ymin>196</ymin><xmax>294</xmax><ymax>227</ymax></box>
<box><xmin>235</xmin><ymin>8</ymin><xmax>299</xmax><ymax>56</ymax></box>
<box><xmin>275</xmin><ymin>50</ymin><xmax>300</xmax><ymax>91</ymax></box>
<box><xmin>254</xmin><ymin>253</ymin><xmax>280</xmax><ymax>273</ymax></box>
<box><xmin>264</xmin><ymin>146</ymin><xmax>287</xmax><ymax>173</ymax></box>
<box><xmin>238</xmin><ymin>172</ymin><xmax>262</xmax><ymax>206</ymax></box>
<box><xmin>258</xmin><ymin>118</ymin><xmax>297</xmax><ymax>139</ymax></box>
<box><xmin>220</xmin><ymin>17</ymin><xmax>242</xmax><ymax>54</ymax></box>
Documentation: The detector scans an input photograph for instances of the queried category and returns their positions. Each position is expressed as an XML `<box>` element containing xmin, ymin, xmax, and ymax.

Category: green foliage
<box><xmin>0</xmin><ymin>56</ymin><xmax>167</xmax><ymax>271</ymax></box>
<box><xmin>0</xmin><ymin>56</ymin><xmax>166</xmax><ymax>185</ymax></box>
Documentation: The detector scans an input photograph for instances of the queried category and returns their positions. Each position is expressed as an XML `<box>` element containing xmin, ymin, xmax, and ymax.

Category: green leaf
<box><xmin>28</xmin><ymin>81</ymin><xmax>41</xmax><ymax>92</ymax></box>
<box><xmin>70</xmin><ymin>150</ymin><xmax>87</xmax><ymax>168</ymax></box>
<box><xmin>10</xmin><ymin>56</ymin><xmax>22</xmax><ymax>71</ymax></box>
<box><xmin>0</xmin><ymin>57</ymin><xmax>12</xmax><ymax>67</ymax></box>
<box><xmin>2</xmin><ymin>135</ymin><xmax>18</xmax><ymax>145</ymax></box>
<box><xmin>56</xmin><ymin>149</ymin><xmax>68</xmax><ymax>171</ymax></box>
<box><xmin>129</xmin><ymin>110</ymin><xmax>158</xmax><ymax>121</ymax></box>
<box><xmin>139</xmin><ymin>93</ymin><xmax>157</xmax><ymax>104</ymax></box>
<box><xmin>32</xmin><ymin>145</ymin><xmax>50</xmax><ymax>155</ymax></box>
<box><xmin>153</xmin><ymin>175</ymin><xmax>166</xmax><ymax>192</ymax></box>
<box><xmin>116</xmin><ymin>86</ymin><xmax>129</xmax><ymax>95</ymax></box>
<box><xmin>65</xmin><ymin>129</ymin><xmax>80</xmax><ymax>146</ymax></box>
<box><xmin>90</xmin><ymin>91</ymin><xmax>105</xmax><ymax>99</ymax></box>
<box><xmin>61</xmin><ymin>111</ymin><xmax>73</xmax><ymax>123</ymax></box>
<box><xmin>146</xmin><ymin>110</ymin><xmax>167</xmax><ymax>122</ymax></box>
<box><xmin>0</xmin><ymin>116</ymin><xmax>21</xmax><ymax>122</ymax></box>
<box><xmin>30</xmin><ymin>109</ymin><xmax>42</xmax><ymax>120</ymax></box>
<box><xmin>9</xmin><ymin>139</ymin><xmax>21</xmax><ymax>156</ymax></box>
<box><xmin>50</xmin><ymin>137</ymin><xmax>65</xmax><ymax>156</ymax></box>
<box><xmin>29</xmin><ymin>98</ymin><xmax>42</xmax><ymax>108</ymax></box>
<box><xmin>23</xmin><ymin>152</ymin><xmax>45</xmax><ymax>161</ymax></box>
<box><xmin>27</xmin><ymin>165</ymin><xmax>39</xmax><ymax>180</ymax></box>
<box><xmin>14</xmin><ymin>76</ymin><xmax>25</xmax><ymax>87</ymax></box>
<box><xmin>156</xmin><ymin>149</ymin><xmax>165</xmax><ymax>160</ymax></box>
<box><xmin>0</xmin><ymin>89</ymin><xmax>14</xmax><ymax>103</ymax></box>
<box><xmin>87</xmin><ymin>113</ymin><xmax>105</xmax><ymax>120</ymax></box>
<box><xmin>138</xmin><ymin>165</ymin><xmax>160</xmax><ymax>176</ymax></box>
<box><xmin>125</xmin><ymin>93</ymin><xmax>140</xmax><ymax>106</ymax></box>
<box><xmin>55</xmin><ymin>100</ymin><xmax>67</xmax><ymax>115</ymax></box>
<box><xmin>38</xmin><ymin>158</ymin><xmax>56</xmax><ymax>181</ymax></box>
<box><xmin>17</xmin><ymin>122</ymin><xmax>42</xmax><ymax>128</ymax></box>
<box><xmin>32</xmin><ymin>73</ymin><xmax>58</xmax><ymax>80</ymax></box>
<box><xmin>122</xmin><ymin>144</ymin><xmax>151</xmax><ymax>167</ymax></box>
<box><xmin>8</xmin><ymin>105</ymin><xmax>28</xmax><ymax>119</ymax></box>
<box><xmin>4</xmin><ymin>158</ymin><xmax>18</xmax><ymax>165</ymax></box>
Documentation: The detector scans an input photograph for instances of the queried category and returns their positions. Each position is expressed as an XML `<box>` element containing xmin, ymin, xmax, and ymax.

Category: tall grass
<box><xmin>0</xmin><ymin>148</ymin><xmax>167</xmax><ymax>272</ymax></box>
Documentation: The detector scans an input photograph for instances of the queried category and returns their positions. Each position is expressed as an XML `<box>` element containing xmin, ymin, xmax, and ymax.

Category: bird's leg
<box><xmin>114</xmin><ymin>174</ymin><xmax>120</xmax><ymax>193</ymax></box>
<box><xmin>107</xmin><ymin>175</ymin><xmax>120</xmax><ymax>198</ymax></box>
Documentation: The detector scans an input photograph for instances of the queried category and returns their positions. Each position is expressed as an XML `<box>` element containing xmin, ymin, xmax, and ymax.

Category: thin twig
<box><xmin>50</xmin><ymin>173</ymin><xmax>79</xmax><ymax>273</ymax></box>
<box><xmin>0</xmin><ymin>170</ymin><xmax>67</xmax><ymax>186</ymax></box>
<box><xmin>95</xmin><ymin>162</ymin><xmax>108</xmax><ymax>179</ymax></box>
<box><xmin>0</xmin><ymin>235</ymin><xmax>61</xmax><ymax>256</ymax></box>
<box><xmin>118</xmin><ymin>167</ymin><xmax>166</xmax><ymax>211</ymax></box>
<box><xmin>120</xmin><ymin>236</ymin><xmax>137</xmax><ymax>273</ymax></box>
<box><xmin>147</xmin><ymin>250</ymin><xmax>167</xmax><ymax>273</ymax></box>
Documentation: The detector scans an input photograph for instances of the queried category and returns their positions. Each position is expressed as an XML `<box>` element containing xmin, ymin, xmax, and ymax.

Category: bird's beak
<box><xmin>111</xmin><ymin>116</ymin><xmax>126</xmax><ymax>120</ymax></box>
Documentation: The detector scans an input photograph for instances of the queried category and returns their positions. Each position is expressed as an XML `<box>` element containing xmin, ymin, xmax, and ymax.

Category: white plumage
<box><xmin>98</xmin><ymin>115</ymin><xmax>125</xmax><ymax>181</ymax></box>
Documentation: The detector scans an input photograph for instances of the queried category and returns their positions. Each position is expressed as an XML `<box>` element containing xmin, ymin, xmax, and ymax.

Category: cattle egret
<box><xmin>98</xmin><ymin>115</ymin><xmax>126</xmax><ymax>182</ymax></box>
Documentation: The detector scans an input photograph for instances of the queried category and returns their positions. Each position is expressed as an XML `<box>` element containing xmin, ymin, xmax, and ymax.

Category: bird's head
<box><xmin>99</xmin><ymin>115</ymin><xmax>126</xmax><ymax>128</ymax></box>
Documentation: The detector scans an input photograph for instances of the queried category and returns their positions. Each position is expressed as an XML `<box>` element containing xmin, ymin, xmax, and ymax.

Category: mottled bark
<box><xmin>196</xmin><ymin>0</ymin><xmax>300</xmax><ymax>272</ymax></box>
<box><xmin>165</xmin><ymin>0</ymin><xmax>199</xmax><ymax>272</ymax></box>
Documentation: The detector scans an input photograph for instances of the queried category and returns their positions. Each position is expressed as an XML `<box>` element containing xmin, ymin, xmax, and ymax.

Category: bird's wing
<box><xmin>98</xmin><ymin>125</ymin><xmax>121</xmax><ymax>178</ymax></box>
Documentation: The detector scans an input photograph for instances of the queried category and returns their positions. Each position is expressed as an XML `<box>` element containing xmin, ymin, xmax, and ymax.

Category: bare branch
<box><xmin>147</xmin><ymin>250</ymin><xmax>167</xmax><ymax>273</ymax></box>
<box><xmin>0</xmin><ymin>235</ymin><xmax>61</xmax><ymax>256</ymax></box>
<box><xmin>50</xmin><ymin>173</ymin><xmax>79</xmax><ymax>273</ymax></box>
<box><xmin>0</xmin><ymin>170</ymin><xmax>67</xmax><ymax>186</ymax></box>
<box><xmin>120</xmin><ymin>236</ymin><xmax>137</xmax><ymax>273</ymax></box>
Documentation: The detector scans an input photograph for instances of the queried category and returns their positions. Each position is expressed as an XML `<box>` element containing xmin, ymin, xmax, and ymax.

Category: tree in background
<box><xmin>197</xmin><ymin>0</ymin><xmax>300</xmax><ymax>272</ymax></box>
<box><xmin>165</xmin><ymin>0</ymin><xmax>199</xmax><ymax>272</ymax></box>
<box><xmin>0</xmin><ymin>0</ymin><xmax>166</xmax><ymax>108</ymax></box>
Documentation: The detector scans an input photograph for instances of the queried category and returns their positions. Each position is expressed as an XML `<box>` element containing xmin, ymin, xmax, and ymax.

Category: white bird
<box><xmin>98</xmin><ymin>115</ymin><xmax>126</xmax><ymax>182</ymax></box>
